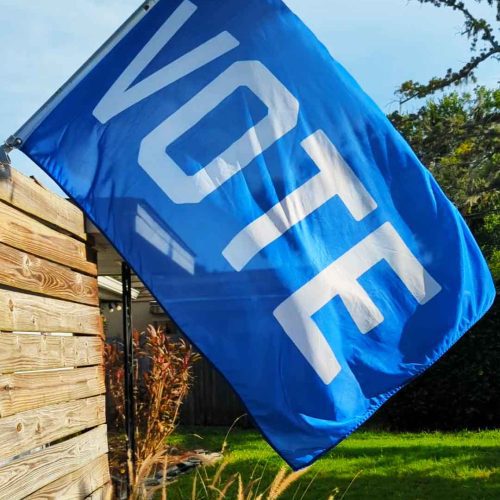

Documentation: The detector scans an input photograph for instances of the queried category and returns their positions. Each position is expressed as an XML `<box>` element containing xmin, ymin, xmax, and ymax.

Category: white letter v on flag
<box><xmin>93</xmin><ymin>0</ymin><xmax>239</xmax><ymax>124</ymax></box>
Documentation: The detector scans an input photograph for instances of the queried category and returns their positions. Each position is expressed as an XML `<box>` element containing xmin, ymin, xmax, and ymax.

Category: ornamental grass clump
<box><xmin>183</xmin><ymin>460</ymin><xmax>345</xmax><ymax>500</ymax></box>
<box><xmin>197</xmin><ymin>463</ymin><xmax>311</xmax><ymax>500</ymax></box>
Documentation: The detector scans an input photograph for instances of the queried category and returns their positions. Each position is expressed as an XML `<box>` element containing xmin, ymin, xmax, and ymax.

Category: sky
<box><xmin>0</xmin><ymin>0</ymin><xmax>497</xmax><ymax>194</ymax></box>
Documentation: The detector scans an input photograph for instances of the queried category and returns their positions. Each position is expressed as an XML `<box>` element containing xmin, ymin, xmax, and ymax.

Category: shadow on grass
<box><xmin>333</xmin><ymin>443</ymin><xmax>499</xmax><ymax>467</ymax></box>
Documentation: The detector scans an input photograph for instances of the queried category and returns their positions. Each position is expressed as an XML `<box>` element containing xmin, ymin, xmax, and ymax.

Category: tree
<box><xmin>389</xmin><ymin>87</ymin><xmax>499</xmax><ymax>216</ymax></box>
<box><xmin>375</xmin><ymin>1</ymin><xmax>500</xmax><ymax>436</ymax></box>
<box><xmin>389</xmin><ymin>86</ymin><xmax>500</xmax><ymax>279</ymax></box>
<box><xmin>398</xmin><ymin>0</ymin><xmax>500</xmax><ymax>103</ymax></box>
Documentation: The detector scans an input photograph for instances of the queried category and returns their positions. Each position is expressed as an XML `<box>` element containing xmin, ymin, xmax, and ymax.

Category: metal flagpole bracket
<box><xmin>2</xmin><ymin>0</ymin><xmax>158</xmax><ymax>180</ymax></box>
<box><xmin>12</xmin><ymin>0</ymin><xmax>159</xmax><ymax>146</ymax></box>
<box><xmin>2</xmin><ymin>0</ymin><xmax>158</xmax><ymax>179</ymax></box>
<box><xmin>0</xmin><ymin>135</ymin><xmax>21</xmax><ymax>179</ymax></box>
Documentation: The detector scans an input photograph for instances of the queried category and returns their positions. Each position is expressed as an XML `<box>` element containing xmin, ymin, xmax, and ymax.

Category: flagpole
<box><xmin>2</xmin><ymin>0</ymin><xmax>160</xmax><ymax>149</ymax></box>
<box><xmin>122</xmin><ymin>262</ymin><xmax>136</xmax><ymax>496</ymax></box>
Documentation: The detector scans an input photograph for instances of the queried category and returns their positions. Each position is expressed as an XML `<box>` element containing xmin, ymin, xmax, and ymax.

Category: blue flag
<box><xmin>17</xmin><ymin>0</ymin><xmax>494</xmax><ymax>468</ymax></box>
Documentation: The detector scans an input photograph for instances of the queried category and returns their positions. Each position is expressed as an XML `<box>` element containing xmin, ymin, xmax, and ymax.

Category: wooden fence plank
<box><xmin>0</xmin><ymin>333</ymin><xmax>103</xmax><ymax>374</ymax></box>
<box><xmin>182</xmin><ymin>356</ymin><xmax>250</xmax><ymax>427</ymax></box>
<box><xmin>0</xmin><ymin>289</ymin><xmax>102</xmax><ymax>335</ymax></box>
<box><xmin>25</xmin><ymin>455</ymin><xmax>110</xmax><ymax>500</ymax></box>
<box><xmin>0</xmin><ymin>395</ymin><xmax>106</xmax><ymax>461</ymax></box>
<box><xmin>0</xmin><ymin>425</ymin><xmax>108</xmax><ymax>499</ymax></box>
<box><xmin>0</xmin><ymin>201</ymin><xmax>96</xmax><ymax>275</ymax></box>
<box><xmin>0</xmin><ymin>242</ymin><xmax>98</xmax><ymax>306</ymax></box>
<box><xmin>0</xmin><ymin>169</ymin><xmax>86</xmax><ymax>240</ymax></box>
<box><xmin>0</xmin><ymin>167</ymin><xmax>110</xmax><ymax>499</ymax></box>
<box><xmin>0</xmin><ymin>366</ymin><xmax>105</xmax><ymax>418</ymax></box>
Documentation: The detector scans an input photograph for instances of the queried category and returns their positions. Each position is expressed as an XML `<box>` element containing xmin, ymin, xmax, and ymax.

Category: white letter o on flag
<box><xmin>139</xmin><ymin>60</ymin><xmax>299</xmax><ymax>204</ymax></box>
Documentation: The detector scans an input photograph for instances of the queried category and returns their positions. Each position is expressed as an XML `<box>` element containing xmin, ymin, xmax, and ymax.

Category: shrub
<box><xmin>371</xmin><ymin>298</ymin><xmax>499</xmax><ymax>430</ymax></box>
<box><xmin>105</xmin><ymin>325</ymin><xmax>199</xmax><ymax>474</ymax></box>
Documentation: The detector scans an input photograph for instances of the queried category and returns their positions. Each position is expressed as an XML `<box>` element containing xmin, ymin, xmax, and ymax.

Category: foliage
<box><xmin>123</xmin><ymin>422</ymin><xmax>330</xmax><ymax>499</ymax></box>
<box><xmin>127</xmin><ymin>447</ymin><xmax>330</xmax><ymax>500</ymax></box>
<box><xmin>170</xmin><ymin>427</ymin><xmax>500</xmax><ymax>499</ymax></box>
<box><xmin>105</xmin><ymin>325</ymin><xmax>199</xmax><ymax>475</ymax></box>
<box><xmin>390</xmin><ymin>86</ymin><xmax>500</xmax><ymax>283</ymax></box>
<box><xmin>187</xmin><ymin>463</ymin><xmax>313</xmax><ymax>500</ymax></box>
<box><xmin>373</xmin><ymin>299</ymin><xmax>499</xmax><ymax>430</ymax></box>
<box><xmin>385</xmin><ymin>87</ymin><xmax>499</xmax><ymax>430</ymax></box>
<box><xmin>398</xmin><ymin>0</ymin><xmax>500</xmax><ymax>103</ymax></box>
<box><xmin>475</xmin><ymin>213</ymin><xmax>500</xmax><ymax>278</ymax></box>
<box><xmin>128</xmin><ymin>447</ymin><xmax>219</xmax><ymax>500</ymax></box>
<box><xmin>390</xmin><ymin>86</ymin><xmax>500</xmax><ymax>220</ymax></box>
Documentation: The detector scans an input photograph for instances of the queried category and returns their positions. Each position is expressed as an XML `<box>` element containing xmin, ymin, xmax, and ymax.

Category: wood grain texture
<box><xmin>0</xmin><ymin>425</ymin><xmax>108</xmax><ymax>499</ymax></box>
<box><xmin>0</xmin><ymin>366</ymin><xmax>105</xmax><ymax>418</ymax></box>
<box><xmin>0</xmin><ymin>168</ymin><xmax>86</xmax><ymax>240</ymax></box>
<box><xmin>0</xmin><ymin>395</ymin><xmax>106</xmax><ymax>461</ymax></box>
<box><xmin>25</xmin><ymin>455</ymin><xmax>110</xmax><ymax>500</ymax></box>
<box><xmin>0</xmin><ymin>333</ymin><xmax>103</xmax><ymax>374</ymax></box>
<box><xmin>0</xmin><ymin>289</ymin><xmax>103</xmax><ymax>335</ymax></box>
<box><xmin>0</xmin><ymin>242</ymin><xmax>98</xmax><ymax>306</ymax></box>
<box><xmin>85</xmin><ymin>482</ymin><xmax>113</xmax><ymax>500</ymax></box>
<box><xmin>0</xmin><ymin>201</ymin><xmax>96</xmax><ymax>275</ymax></box>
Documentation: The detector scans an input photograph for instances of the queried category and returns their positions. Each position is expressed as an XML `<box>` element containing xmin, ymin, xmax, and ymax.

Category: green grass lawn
<box><xmin>168</xmin><ymin>427</ymin><xmax>500</xmax><ymax>499</ymax></box>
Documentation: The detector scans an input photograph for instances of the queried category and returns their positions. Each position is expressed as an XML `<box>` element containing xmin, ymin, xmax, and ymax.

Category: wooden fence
<box><xmin>181</xmin><ymin>356</ymin><xmax>251</xmax><ymax>428</ymax></box>
<box><xmin>0</xmin><ymin>168</ymin><xmax>111</xmax><ymax>499</ymax></box>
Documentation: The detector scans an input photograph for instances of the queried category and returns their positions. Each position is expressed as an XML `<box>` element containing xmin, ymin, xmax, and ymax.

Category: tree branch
<box><xmin>398</xmin><ymin>0</ymin><xmax>499</xmax><ymax>104</ymax></box>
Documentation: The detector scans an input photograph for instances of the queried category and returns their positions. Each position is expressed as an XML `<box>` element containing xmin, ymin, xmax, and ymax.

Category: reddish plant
<box><xmin>105</xmin><ymin>325</ymin><xmax>199</xmax><ymax>474</ymax></box>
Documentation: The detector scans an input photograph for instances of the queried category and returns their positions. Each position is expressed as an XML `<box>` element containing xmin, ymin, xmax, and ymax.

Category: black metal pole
<box><xmin>122</xmin><ymin>261</ymin><xmax>136</xmax><ymax>495</ymax></box>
